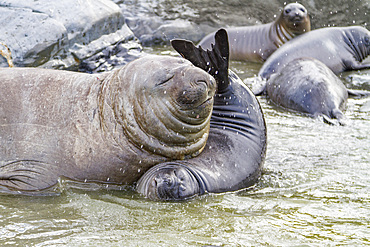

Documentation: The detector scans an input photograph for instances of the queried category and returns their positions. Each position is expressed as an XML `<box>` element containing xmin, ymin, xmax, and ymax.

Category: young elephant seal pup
<box><xmin>198</xmin><ymin>3</ymin><xmax>310</xmax><ymax>63</ymax></box>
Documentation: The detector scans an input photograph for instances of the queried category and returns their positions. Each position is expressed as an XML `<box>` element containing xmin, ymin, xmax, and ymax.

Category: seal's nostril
<box><xmin>195</xmin><ymin>79</ymin><xmax>208</xmax><ymax>91</ymax></box>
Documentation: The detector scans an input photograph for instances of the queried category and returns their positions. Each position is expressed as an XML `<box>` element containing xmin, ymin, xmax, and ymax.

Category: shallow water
<box><xmin>1</xmin><ymin>0</ymin><xmax>370</xmax><ymax>244</ymax></box>
<box><xmin>1</xmin><ymin>49</ymin><xmax>369</xmax><ymax>245</ymax></box>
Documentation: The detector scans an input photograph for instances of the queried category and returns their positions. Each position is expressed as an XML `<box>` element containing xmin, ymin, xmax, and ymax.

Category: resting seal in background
<box><xmin>137</xmin><ymin>29</ymin><xmax>267</xmax><ymax>200</ymax></box>
<box><xmin>0</xmin><ymin>54</ymin><xmax>217</xmax><ymax>194</ymax></box>
<box><xmin>198</xmin><ymin>3</ymin><xmax>310</xmax><ymax>63</ymax></box>
<box><xmin>255</xmin><ymin>26</ymin><xmax>370</xmax><ymax>94</ymax></box>
<box><xmin>266</xmin><ymin>57</ymin><xmax>370</xmax><ymax>125</ymax></box>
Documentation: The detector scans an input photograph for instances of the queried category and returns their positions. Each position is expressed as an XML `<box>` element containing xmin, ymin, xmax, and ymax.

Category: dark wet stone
<box><xmin>73</xmin><ymin>26</ymin><xmax>143</xmax><ymax>73</ymax></box>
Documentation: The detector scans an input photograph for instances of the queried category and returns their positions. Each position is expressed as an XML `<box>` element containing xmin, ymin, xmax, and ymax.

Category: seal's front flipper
<box><xmin>348</xmin><ymin>62</ymin><xmax>370</xmax><ymax>71</ymax></box>
<box><xmin>318</xmin><ymin>109</ymin><xmax>347</xmax><ymax>126</ymax></box>
<box><xmin>249</xmin><ymin>76</ymin><xmax>267</xmax><ymax>96</ymax></box>
<box><xmin>171</xmin><ymin>29</ymin><xmax>230</xmax><ymax>93</ymax></box>
<box><xmin>347</xmin><ymin>89</ymin><xmax>370</xmax><ymax>99</ymax></box>
<box><xmin>0</xmin><ymin>160</ymin><xmax>61</xmax><ymax>195</ymax></box>
<box><xmin>136</xmin><ymin>162</ymin><xmax>205</xmax><ymax>201</ymax></box>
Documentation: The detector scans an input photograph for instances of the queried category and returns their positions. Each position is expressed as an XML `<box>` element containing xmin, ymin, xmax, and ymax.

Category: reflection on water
<box><xmin>1</xmin><ymin>55</ymin><xmax>369</xmax><ymax>245</ymax></box>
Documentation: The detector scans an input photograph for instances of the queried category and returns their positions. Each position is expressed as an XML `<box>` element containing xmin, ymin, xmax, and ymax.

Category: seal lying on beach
<box><xmin>198</xmin><ymin>3</ymin><xmax>310</xmax><ymax>63</ymax></box>
<box><xmin>137</xmin><ymin>29</ymin><xmax>267</xmax><ymax>200</ymax></box>
<box><xmin>0</xmin><ymin>52</ymin><xmax>217</xmax><ymax>194</ymax></box>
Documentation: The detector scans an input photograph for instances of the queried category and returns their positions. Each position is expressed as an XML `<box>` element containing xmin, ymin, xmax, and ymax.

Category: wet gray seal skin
<box><xmin>267</xmin><ymin>58</ymin><xmax>349</xmax><ymax>125</ymax></box>
<box><xmin>256</xmin><ymin>26</ymin><xmax>370</xmax><ymax>94</ymax></box>
<box><xmin>0</xmin><ymin>54</ymin><xmax>217</xmax><ymax>195</ymax></box>
<box><xmin>198</xmin><ymin>3</ymin><xmax>310</xmax><ymax>63</ymax></box>
<box><xmin>137</xmin><ymin>29</ymin><xmax>267</xmax><ymax>201</ymax></box>
<box><xmin>266</xmin><ymin>57</ymin><xmax>370</xmax><ymax>125</ymax></box>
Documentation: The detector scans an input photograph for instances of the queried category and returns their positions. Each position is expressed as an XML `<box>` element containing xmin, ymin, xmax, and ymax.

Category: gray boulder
<box><xmin>0</xmin><ymin>0</ymin><xmax>141</xmax><ymax>69</ymax></box>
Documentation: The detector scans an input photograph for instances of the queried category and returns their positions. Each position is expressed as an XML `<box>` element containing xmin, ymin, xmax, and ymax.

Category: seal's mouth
<box><xmin>290</xmin><ymin>16</ymin><xmax>304</xmax><ymax>23</ymax></box>
<box><xmin>200</xmin><ymin>96</ymin><xmax>214</xmax><ymax>107</ymax></box>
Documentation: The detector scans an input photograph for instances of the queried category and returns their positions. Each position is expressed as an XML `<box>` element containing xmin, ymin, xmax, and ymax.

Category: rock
<box><xmin>67</xmin><ymin>24</ymin><xmax>143</xmax><ymax>73</ymax></box>
<box><xmin>140</xmin><ymin>19</ymin><xmax>207</xmax><ymax>46</ymax></box>
<box><xmin>0</xmin><ymin>6</ymin><xmax>67</xmax><ymax>67</ymax></box>
<box><xmin>0</xmin><ymin>0</ymin><xmax>134</xmax><ymax>69</ymax></box>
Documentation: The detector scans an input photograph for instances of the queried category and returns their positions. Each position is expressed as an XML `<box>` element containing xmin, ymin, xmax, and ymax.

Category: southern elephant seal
<box><xmin>137</xmin><ymin>29</ymin><xmax>267</xmax><ymax>200</ymax></box>
<box><xmin>0</xmin><ymin>54</ymin><xmax>217</xmax><ymax>194</ymax></box>
<box><xmin>266</xmin><ymin>58</ymin><xmax>364</xmax><ymax>125</ymax></box>
<box><xmin>198</xmin><ymin>3</ymin><xmax>310</xmax><ymax>63</ymax></box>
<box><xmin>255</xmin><ymin>26</ymin><xmax>370</xmax><ymax>94</ymax></box>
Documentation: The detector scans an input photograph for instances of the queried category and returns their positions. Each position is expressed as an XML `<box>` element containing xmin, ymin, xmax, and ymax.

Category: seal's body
<box><xmin>0</xmin><ymin>29</ymin><xmax>267</xmax><ymax>201</ymax></box>
<box><xmin>198</xmin><ymin>3</ymin><xmax>310</xmax><ymax>63</ymax></box>
<box><xmin>266</xmin><ymin>58</ymin><xmax>349</xmax><ymax>124</ymax></box>
<box><xmin>137</xmin><ymin>29</ymin><xmax>267</xmax><ymax>200</ymax></box>
<box><xmin>0</xmin><ymin>55</ymin><xmax>216</xmax><ymax>194</ymax></box>
<box><xmin>258</xmin><ymin>26</ymin><xmax>370</xmax><ymax>81</ymax></box>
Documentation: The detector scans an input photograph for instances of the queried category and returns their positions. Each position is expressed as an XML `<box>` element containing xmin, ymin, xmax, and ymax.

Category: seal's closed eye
<box><xmin>156</xmin><ymin>75</ymin><xmax>174</xmax><ymax>86</ymax></box>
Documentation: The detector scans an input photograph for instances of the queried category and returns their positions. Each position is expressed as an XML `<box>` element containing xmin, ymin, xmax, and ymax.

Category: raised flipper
<box><xmin>137</xmin><ymin>29</ymin><xmax>267</xmax><ymax>201</ymax></box>
<box><xmin>171</xmin><ymin>28</ymin><xmax>229</xmax><ymax>93</ymax></box>
<box><xmin>344</xmin><ymin>60</ymin><xmax>370</xmax><ymax>71</ymax></box>
<box><xmin>0</xmin><ymin>160</ymin><xmax>61</xmax><ymax>195</ymax></box>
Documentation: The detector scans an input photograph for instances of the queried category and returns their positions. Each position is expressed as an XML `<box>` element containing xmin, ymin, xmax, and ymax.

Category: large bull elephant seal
<box><xmin>0</xmin><ymin>54</ymin><xmax>217</xmax><ymax>194</ymax></box>
<box><xmin>136</xmin><ymin>29</ymin><xmax>267</xmax><ymax>200</ymax></box>
<box><xmin>255</xmin><ymin>26</ymin><xmax>370</xmax><ymax>95</ymax></box>
<box><xmin>198</xmin><ymin>3</ymin><xmax>310</xmax><ymax>63</ymax></box>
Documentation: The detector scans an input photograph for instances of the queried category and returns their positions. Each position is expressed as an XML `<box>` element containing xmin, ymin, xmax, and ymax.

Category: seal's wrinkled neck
<box><xmin>343</xmin><ymin>28</ymin><xmax>369</xmax><ymax>62</ymax></box>
<box><xmin>274</xmin><ymin>3</ymin><xmax>310</xmax><ymax>47</ymax></box>
<box><xmin>100</xmin><ymin>56</ymin><xmax>215</xmax><ymax>160</ymax></box>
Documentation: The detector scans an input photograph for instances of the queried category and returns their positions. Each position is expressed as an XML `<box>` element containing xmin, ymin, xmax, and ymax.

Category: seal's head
<box><xmin>136</xmin><ymin>162</ymin><xmax>203</xmax><ymax>201</ymax></box>
<box><xmin>280</xmin><ymin>3</ymin><xmax>311</xmax><ymax>34</ymax></box>
<box><xmin>110</xmin><ymin>55</ymin><xmax>216</xmax><ymax>159</ymax></box>
<box><xmin>343</xmin><ymin>26</ymin><xmax>370</xmax><ymax>61</ymax></box>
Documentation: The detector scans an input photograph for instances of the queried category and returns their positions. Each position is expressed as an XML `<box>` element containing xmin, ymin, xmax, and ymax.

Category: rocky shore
<box><xmin>0</xmin><ymin>0</ymin><xmax>368</xmax><ymax>73</ymax></box>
